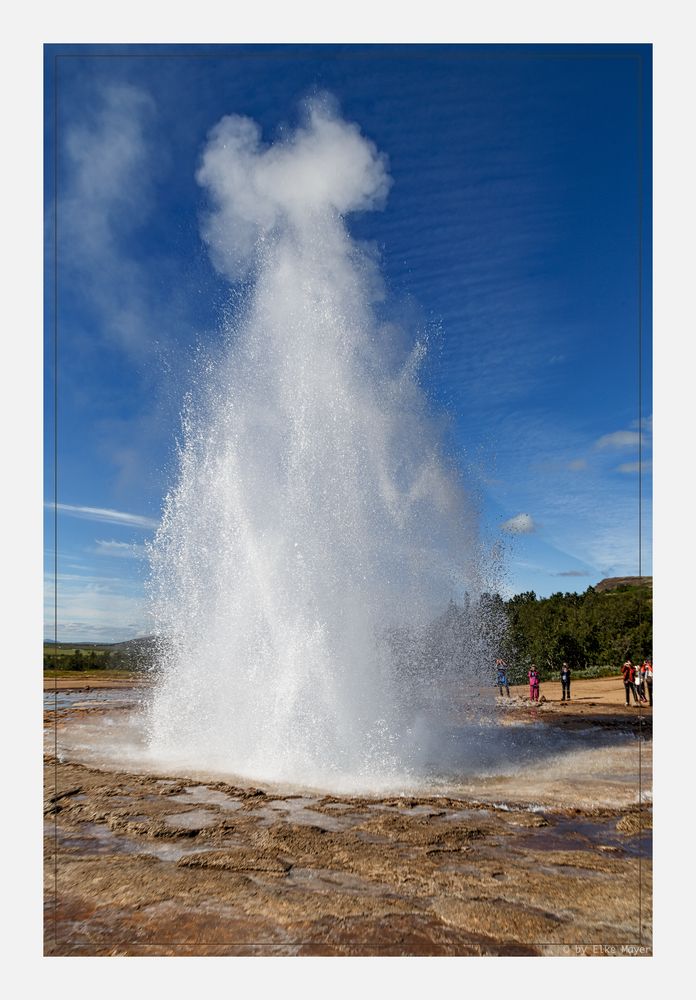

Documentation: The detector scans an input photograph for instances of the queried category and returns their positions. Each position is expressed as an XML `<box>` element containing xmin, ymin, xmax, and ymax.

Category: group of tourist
<box><xmin>621</xmin><ymin>658</ymin><xmax>653</xmax><ymax>706</ymax></box>
<box><xmin>495</xmin><ymin>657</ymin><xmax>653</xmax><ymax>706</ymax></box>
<box><xmin>495</xmin><ymin>659</ymin><xmax>568</xmax><ymax>702</ymax></box>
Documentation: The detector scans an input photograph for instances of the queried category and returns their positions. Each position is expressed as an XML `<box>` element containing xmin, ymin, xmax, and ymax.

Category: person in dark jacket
<box><xmin>496</xmin><ymin>659</ymin><xmax>510</xmax><ymax>697</ymax></box>
<box><xmin>560</xmin><ymin>662</ymin><xmax>571</xmax><ymax>701</ymax></box>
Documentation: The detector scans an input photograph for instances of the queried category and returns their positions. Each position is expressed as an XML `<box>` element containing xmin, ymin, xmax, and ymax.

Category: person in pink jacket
<box><xmin>643</xmin><ymin>659</ymin><xmax>653</xmax><ymax>706</ymax></box>
<box><xmin>528</xmin><ymin>665</ymin><xmax>540</xmax><ymax>702</ymax></box>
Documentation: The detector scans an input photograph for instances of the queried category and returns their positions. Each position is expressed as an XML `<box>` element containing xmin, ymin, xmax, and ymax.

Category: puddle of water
<box><xmin>534</xmin><ymin>863</ymin><xmax>608</xmax><ymax>879</ymax></box>
<box><xmin>366</xmin><ymin>802</ymin><xmax>446</xmax><ymax>818</ymax></box>
<box><xmin>44</xmin><ymin>689</ymin><xmax>142</xmax><ymax>712</ymax></box>
<box><xmin>513</xmin><ymin>814</ymin><xmax>652</xmax><ymax>859</ymax></box>
<box><xmin>164</xmin><ymin>809</ymin><xmax>219</xmax><ymax>830</ymax></box>
<box><xmin>51</xmin><ymin>821</ymin><xmax>211</xmax><ymax>862</ymax></box>
<box><xmin>285</xmin><ymin>866</ymin><xmax>397</xmax><ymax>897</ymax></box>
<box><xmin>355</xmin><ymin>830</ymin><xmax>392</xmax><ymax>844</ymax></box>
<box><xmin>168</xmin><ymin>786</ymin><xmax>243</xmax><ymax>811</ymax></box>
<box><xmin>251</xmin><ymin>798</ymin><xmax>359</xmax><ymax>832</ymax></box>
<box><xmin>49</xmin><ymin>692</ymin><xmax>652</xmax><ymax>811</ymax></box>
<box><xmin>253</xmin><ymin>797</ymin><xmax>475</xmax><ymax>833</ymax></box>
<box><xmin>438</xmin><ymin>808</ymin><xmax>493</xmax><ymax>825</ymax></box>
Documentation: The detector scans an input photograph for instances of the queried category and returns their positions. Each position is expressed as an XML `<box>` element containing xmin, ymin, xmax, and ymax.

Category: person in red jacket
<box><xmin>621</xmin><ymin>659</ymin><xmax>639</xmax><ymax>705</ymax></box>
<box><xmin>528</xmin><ymin>665</ymin><xmax>540</xmax><ymax>702</ymax></box>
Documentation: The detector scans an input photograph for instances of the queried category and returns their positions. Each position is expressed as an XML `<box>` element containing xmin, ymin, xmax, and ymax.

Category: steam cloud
<box><xmin>196</xmin><ymin>97</ymin><xmax>392</xmax><ymax>281</ymax></box>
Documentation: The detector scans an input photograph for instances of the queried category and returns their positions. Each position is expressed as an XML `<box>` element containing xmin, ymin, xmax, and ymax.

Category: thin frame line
<box><xmin>637</xmin><ymin>51</ymin><xmax>644</xmax><ymax>947</ymax></box>
<box><xmin>47</xmin><ymin>47</ymin><xmax>645</xmax><ymax>62</ymax></box>
<box><xmin>52</xmin><ymin>50</ymin><xmax>59</xmax><ymax>951</ymax></box>
<box><xmin>49</xmin><ymin>938</ymin><xmax>652</xmax><ymax>949</ymax></box>
<box><xmin>47</xmin><ymin>44</ymin><xmax>651</xmax><ymax>953</ymax></box>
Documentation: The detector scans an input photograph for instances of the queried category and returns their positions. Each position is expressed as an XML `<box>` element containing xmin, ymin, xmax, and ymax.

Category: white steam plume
<box><xmin>196</xmin><ymin>97</ymin><xmax>392</xmax><ymax>281</ymax></box>
<box><xmin>147</xmin><ymin>98</ymin><xmax>499</xmax><ymax>793</ymax></box>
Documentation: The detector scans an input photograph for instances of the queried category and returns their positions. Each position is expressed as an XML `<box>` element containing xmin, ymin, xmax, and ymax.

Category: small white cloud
<box><xmin>555</xmin><ymin>569</ymin><xmax>589</xmax><ymax>577</ymax></box>
<box><xmin>616</xmin><ymin>460</ymin><xmax>652</xmax><ymax>474</ymax></box>
<box><xmin>501</xmin><ymin>513</ymin><xmax>536</xmax><ymax>534</ymax></box>
<box><xmin>567</xmin><ymin>458</ymin><xmax>587</xmax><ymax>471</ymax></box>
<box><xmin>594</xmin><ymin>430</ymin><xmax>641</xmax><ymax>450</ymax></box>
<box><xmin>46</xmin><ymin>502</ymin><xmax>158</xmax><ymax>530</ymax></box>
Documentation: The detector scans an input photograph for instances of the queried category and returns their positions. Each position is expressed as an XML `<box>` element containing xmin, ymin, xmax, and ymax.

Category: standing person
<box><xmin>644</xmin><ymin>659</ymin><xmax>653</xmax><ymax>706</ymax></box>
<box><xmin>560</xmin><ymin>662</ymin><xmax>571</xmax><ymax>701</ymax></box>
<box><xmin>528</xmin><ymin>665</ymin><xmax>540</xmax><ymax>702</ymax></box>
<box><xmin>635</xmin><ymin>661</ymin><xmax>643</xmax><ymax>700</ymax></box>
<box><xmin>496</xmin><ymin>659</ymin><xmax>510</xmax><ymax>697</ymax></box>
<box><xmin>621</xmin><ymin>659</ymin><xmax>639</xmax><ymax>705</ymax></box>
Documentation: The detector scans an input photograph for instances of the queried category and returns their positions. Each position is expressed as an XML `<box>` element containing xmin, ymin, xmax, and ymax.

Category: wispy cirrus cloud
<box><xmin>554</xmin><ymin>569</ymin><xmax>589</xmax><ymax>577</ymax></box>
<box><xmin>44</xmin><ymin>570</ymin><xmax>148</xmax><ymax>642</ymax></box>
<box><xmin>55</xmin><ymin>82</ymin><xmax>207</xmax><ymax>507</ymax></box>
<box><xmin>61</xmin><ymin>83</ymin><xmax>161</xmax><ymax>357</ymax></box>
<box><xmin>594</xmin><ymin>417</ymin><xmax>652</xmax><ymax>454</ymax></box>
<box><xmin>594</xmin><ymin>430</ymin><xmax>641</xmax><ymax>450</ymax></box>
<box><xmin>92</xmin><ymin>539</ymin><xmax>147</xmax><ymax>558</ymax></box>
<box><xmin>46</xmin><ymin>502</ymin><xmax>158</xmax><ymax>530</ymax></box>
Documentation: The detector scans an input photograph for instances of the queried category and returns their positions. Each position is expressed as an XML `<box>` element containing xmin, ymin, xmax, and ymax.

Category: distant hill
<box><xmin>594</xmin><ymin>576</ymin><xmax>652</xmax><ymax>593</ymax></box>
<box><xmin>44</xmin><ymin>636</ymin><xmax>156</xmax><ymax>651</ymax></box>
<box><xmin>109</xmin><ymin>636</ymin><xmax>157</xmax><ymax>653</ymax></box>
<box><xmin>43</xmin><ymin>636</ymin><xmax>159</xmax><ymax>672</ymax></box>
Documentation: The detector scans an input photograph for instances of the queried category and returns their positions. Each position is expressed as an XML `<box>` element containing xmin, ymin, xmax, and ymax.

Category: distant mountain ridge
<box><xmin>44</xmin><ymin>636</ymin><xmax>156</xmax><ymax>651</ymax></box>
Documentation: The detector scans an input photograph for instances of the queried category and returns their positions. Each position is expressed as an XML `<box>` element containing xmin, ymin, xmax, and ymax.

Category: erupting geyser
<box><xmin>147</xmin><ymin>98</ymin><xmax>501</xmax><ymax>792</ymax></box>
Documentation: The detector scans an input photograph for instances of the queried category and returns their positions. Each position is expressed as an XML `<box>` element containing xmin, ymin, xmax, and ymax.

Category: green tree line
<box><xmin>43</xmin><ymin>647</ymin><xmax>151</xmax><ymax>672</ymax></box>
<box><xmin>43</xmin><ymin>584</ymin><xmax>651</xmax><ymax>680</ymax></box>
<box><xmin>500</xmin><ymin>583</ymin><xmax>652</xmax><ymax>679</ymax></box>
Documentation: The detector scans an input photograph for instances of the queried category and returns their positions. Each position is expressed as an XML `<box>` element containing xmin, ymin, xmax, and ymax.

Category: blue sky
<box><xmin>44</xmin><ymin>44</ymin><xmax>652</xmax><ymax>642</ymax></box>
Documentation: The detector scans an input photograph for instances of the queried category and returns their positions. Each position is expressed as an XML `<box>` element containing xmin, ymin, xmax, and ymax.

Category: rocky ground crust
<box><xmin>44</xmin><ymin>678</ymin><xmax>652</xmax><ymax>956</ymax></box>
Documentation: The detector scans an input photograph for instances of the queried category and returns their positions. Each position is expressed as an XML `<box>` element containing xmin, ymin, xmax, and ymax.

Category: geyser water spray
<box><xmin>147</xmin><ymin>98</ymin><xmax>502</xmax><ymax>792</ymax></box>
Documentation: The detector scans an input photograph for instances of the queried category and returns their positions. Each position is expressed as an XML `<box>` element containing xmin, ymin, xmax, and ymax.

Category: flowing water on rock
<box><xmin>49</xmin><ymin>695</ymin><xmax>650</xmax><ymax>810</ymax></box>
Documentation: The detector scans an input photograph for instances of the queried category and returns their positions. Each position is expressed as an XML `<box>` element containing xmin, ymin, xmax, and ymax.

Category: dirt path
<box><xmin>44</xmin><ymin>673</ymin><xmax>149</xmax><ymax>691</ymax></box>
<box><xmin>508</xmin><ymin>674</ymin><xmax>652</xmax><ymax>707</ymax></box>
<box><xmin>44</xmin><ymin>673</ymin><xmax>653</xmax><ymax>707</ymax></box>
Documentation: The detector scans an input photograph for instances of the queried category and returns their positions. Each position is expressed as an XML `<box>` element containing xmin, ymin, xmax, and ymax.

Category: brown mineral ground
<box><xmin>508</xmin><ymin>674</ymin><xmax>649</xmax><ymax>706</ymax></box>
<box><xmin>44</xmin><ymin>676</ymin><xmax>652</xmax><ymax>957</ymax></box>
<box><xmin>45</xmin><ymin>674</ymin><xmax>150</xmax><ymax>690</ymax></box>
